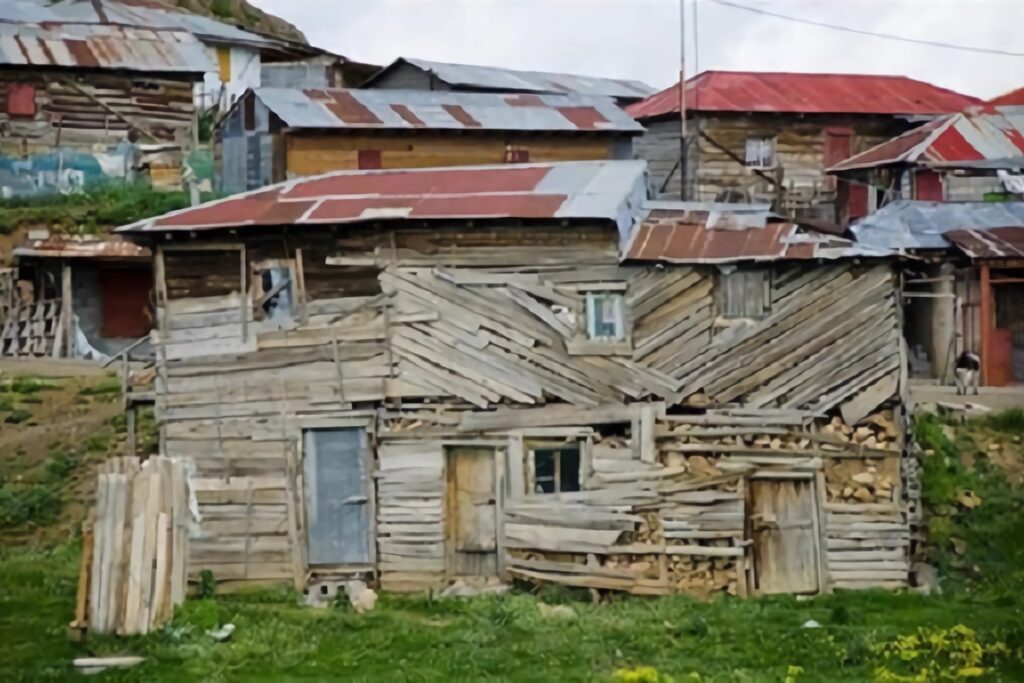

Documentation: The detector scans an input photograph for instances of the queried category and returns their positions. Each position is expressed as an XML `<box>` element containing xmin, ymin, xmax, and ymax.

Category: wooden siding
<box><xmin>149</xmin><ymin>223</ymin><xmax>910</xmax><ymax>595</ymax></box>
<box><xmin>285</xmin><ymin>133</ymin><xmax>622</xmax><ymax>177</ymax></box>
<box><xmin>637</xmin><ymin>114</ymin><xmax>912</xmax><ymax>217</ymax></box>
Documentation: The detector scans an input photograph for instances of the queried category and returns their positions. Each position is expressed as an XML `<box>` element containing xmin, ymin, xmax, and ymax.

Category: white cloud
<box><xmin>253</xmin><ymin>0</ymin><xmax>1024</xmax><ymax>98</ymax></box>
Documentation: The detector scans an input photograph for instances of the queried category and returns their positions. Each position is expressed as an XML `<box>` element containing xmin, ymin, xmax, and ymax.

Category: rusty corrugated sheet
<box><xmin>363</xmin><ymin>57</ymin><xmax>655</xmax><ymax>101</ymax></box>
<box><xmin>247</xmin><ymin>87</ymin><xmax>644</xmax><ymax>133</ymax></box>
<box><xmin>0</xmin><ymin>21</ymin><xmax>213</xmax><ymax>73</ymax></box>
<box><xmin>945</xmin><ymin>227</ymin><xmax>1024</xmax><ymax>259</ymax></box>
<box><xmin>626</xmin><ymin>71</ymin><xmax>979</xmax><ymax>120</ymax></box>
<box><xmin>623</xmin><ymin>208</ymin><xmax>883</xmax><ymax>264</ymax></box>
<box><xmin>117</xmin><ymin>160</ymin><xmax>649</xmax><ymax>235</ymax></box>
<box><xmin>830</xmin><ymin>106</ymin><xmax>1024</xmax><ymax>172</ymax></box>
<box><xmin>13</xmin><ymin>235</ymin><xmax>151</xmax><ymax>260</ymax></box>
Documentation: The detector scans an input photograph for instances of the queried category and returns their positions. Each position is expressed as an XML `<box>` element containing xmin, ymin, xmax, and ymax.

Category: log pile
<box><xmin>74</xmin><ymin>456</ymin><xmax>190</xmax><ymax>636</ymax></box>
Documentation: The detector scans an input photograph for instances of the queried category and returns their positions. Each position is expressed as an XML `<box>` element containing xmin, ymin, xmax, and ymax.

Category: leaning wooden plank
<box><xmin>107</xmin><ymin>475</ymin><xmax>129</xmax><ymax>635</ymax></box>
<box><xmin>840</xmin><ymin>372</ymin><xmax>900</xmax><ymax>426</ymax></box>
<box><xmin>149</xmin><ymin>512</ymin><xmax>170</xmax><ymax>631</ymax></box>
<box><xmin>73</xmin><ymin>521</ymin><xmax>94</xmax><ymax>630</ymax></box>
<box><xmin>170</xmin><ymin>460</ymin><xmax>186</xmax><ymax>607</ymax></box>
<box><xmin>88</xmin><ymin>475</ymin><xmax>109</xmax><ymax>633</ymax></box>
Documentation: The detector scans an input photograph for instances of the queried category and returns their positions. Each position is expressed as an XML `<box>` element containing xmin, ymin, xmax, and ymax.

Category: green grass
<box><xmin>0</xmin><ymin>183</ymin><xmax>215</xmax><ymax>235</ymax></box>
<box><xmin>0</xmin><ymin>412</ymin><xmax>1022</xmax><ymax>681</ymax></box>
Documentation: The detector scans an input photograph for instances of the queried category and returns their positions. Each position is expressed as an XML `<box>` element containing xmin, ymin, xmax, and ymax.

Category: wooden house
<box><xmin>0</xmin><ymin>7</ymin><xmax>210</xmax><ymax>196</ymax></box>
<box><xmin>215</xmin><ymin>87</ymin><xmax>644</xmax><ymax>193</ymax></box>
<box><xmin>853</xmin><ymin>200</ymin><xmax>1024</xmax><ymax>386</ymax></box>
<box><xmin>117</xmin><ymin>159</ymin><xmax>913</xmax><ymax>597</ymax></box>
<box><xmin>627</xmin><ymin>71</ymin><xmax>978</xmax><ymax>224</ymax></box>
<box><xmin>361</xmin><ymin>57</ymin><xmax>655</xmax><ymax>105</ymax></box>
<box><xmin>5</xmin><ymin>234</ymin><xmax>152</xmax><ymax>359</ymax></box>
<box><xmin>828</xmin><ymin>105</ymin><xmax>1024</xmax><ymax>205</ymax></box>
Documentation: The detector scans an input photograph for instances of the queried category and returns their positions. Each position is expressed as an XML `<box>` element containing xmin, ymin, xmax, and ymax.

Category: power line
<box><xmin>709</xmin><ymin>0</ymin><xmax>1024</xmax><ymax>58</ymax></box>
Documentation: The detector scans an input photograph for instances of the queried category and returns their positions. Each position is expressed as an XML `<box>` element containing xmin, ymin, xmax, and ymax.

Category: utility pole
<box><xmin>679</xmin><ymin>0</ymin><xmax>688</xmax><ymax>201</ymax></box>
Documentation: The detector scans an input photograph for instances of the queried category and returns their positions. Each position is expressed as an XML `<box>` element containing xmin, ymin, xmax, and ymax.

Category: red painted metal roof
<box><xmin>829</xmin><ymin>106</ymin><xmax>1024</xmax><ymax>173</ymax></box>
<box><xmin>945</xmin><ymin>227</ymin><xmax>1024</xmax><ymax>259</ymax></box>
<box><xmin>117</xmin><ymin>160</ymin><xmax>649</xmax><ymax>234</ymax></box>
<box><xmin>623</xmin><ymin>208</ymin><xmax>876</xmax><ymax>264</ymax></box>
<box><xmin>990</xmin><ymin>87</ymin><xmax>1024</xmax><ymax>107</ymax></box>
<box><xmin>13</xmin><ymin>235</ymin><xmax>150</xmax><ymax>260</ymax></box>
<box><xmin>626</xmin><ymin>71</ymin><xmax>980</xmax><ymax>120</ymax></box>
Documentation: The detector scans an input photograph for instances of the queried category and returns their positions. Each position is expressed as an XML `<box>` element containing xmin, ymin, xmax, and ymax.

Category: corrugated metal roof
<box><xmin>945</xmin><ymin>227</ymin><xmax>1024</xmax><ymax>259</ymax></box>
<box><xmin>990</xmin><ymin>87</ymin><xmax>1024</xmax><ymax>107</ymax></box>
<box><xmin>46</xmin><ymin>0</ymin><xmax>282</xmax><ymax>49</ymax></box>
<box><xmin>830</xmin><ymin>106</ymin><xmax>1024</xmax><ymax>172</ymax></box>
<box><xmin>851</xmin><ymin>200</ymin><xmax>1024</xmax><ymax>251</ymax></box>
<box><xmin>364</xmin><ymin>57</ymin><xmax>655</xmax><ymax>100</ymax></box>
<box><xmin>625</xmin><ymin>70</ymin><xmax>980</xmax><ymax>120</ymax></box>
<box><xmin>248</xmin><ymin>88</ymin><xmax>643</xmax><ymax>133</ymax></box>
<box><xmin>0</xmin><ymin>20</ymin><xmax>214</xmax><ymax>72</ymax></box>
<box><xmin>623</xmin><ymin>206</ymin><xmax>883</xmax><ymax>264</ymax></box>
<box><xmin>118</xmin><ymin>160</ymin><xmax>649</xmax><ymax>237</ymax></box>
<box><xmin>13</xmin><ymin>234</ymin><xmax>150</xmax><ymax>260</ymax></box>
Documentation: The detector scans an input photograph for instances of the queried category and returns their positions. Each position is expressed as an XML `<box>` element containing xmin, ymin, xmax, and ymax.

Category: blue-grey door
<box><xmin>304</xmin><ymin>428</ymin><xmax>371</xmax><ymax>566</ymax></box>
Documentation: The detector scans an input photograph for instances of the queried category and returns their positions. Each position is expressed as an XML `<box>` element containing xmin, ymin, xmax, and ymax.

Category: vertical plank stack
<box><xmin>82</xmin><ymin>455</ymin><xmax>189</xmax><ymax>635</ymax></box>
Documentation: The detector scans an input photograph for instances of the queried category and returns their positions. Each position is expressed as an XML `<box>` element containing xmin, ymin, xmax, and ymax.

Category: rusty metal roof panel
<box><xmin>831</xmin><ymin>106</ymin><xmax>1024</xmax><ymax>172</ymax></box>
<box><xmin>0</xmin><ymin>21</ymin><xmax>213</xmax><ymax>72</ymax></box>
<box><xmin>945</xmin><ymin>227</ymin><xmax>1024</xmax><ymax>259</ymax></box>
<box><xmin>250</xmin><ymin>88</ymin><xmax>644</xmax><ymax>133</ymax></box>
<box><xmin>852</xmin><ymin>200</ymin><xmax>1024</xmax><ymax>251</ymax></box>
<box><xmin>118</xmin><ymin>160</ymin><xmax>650</xmax><ymax>237</ymax></box>
<box><xmin>366</xmin><ymin>57</ymin><xmax>655</xmax><ymax>100</ymax></box>
<box><xmin>13</xmin><ymin>235</ymin><xmax>151</xmax><ymax>260</ymax></box>
<box><xmin>626</xmin><ymin>70</ymin><xmax>979</xmax><ymax>120</ymax></box>
<box><xmin>623</xmin><ymin>206</ymin><xmax>884</xmax><ymax>264</ymax></box>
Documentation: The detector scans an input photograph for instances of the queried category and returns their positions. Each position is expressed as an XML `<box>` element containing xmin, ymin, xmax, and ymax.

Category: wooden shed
<box><xmin>627</xmin><ymin>71</ymin><xmax>979</xmax><ymax>224</ymax></box>
<box><xmin>215</xmin><ymin>87</ymin><xmax>644</xmax><ymax>193</ymax></box>
<box><xmin>118</xmin><ymin>159</ymin><xmax>913</xmax><ymax>597</ymax></box>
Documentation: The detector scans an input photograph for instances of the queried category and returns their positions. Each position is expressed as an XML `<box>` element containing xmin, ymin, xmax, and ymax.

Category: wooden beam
<box><xmin>980</xmin><ymin>263</ymin><xmax>991</xmax><ymax>386</ymax></box>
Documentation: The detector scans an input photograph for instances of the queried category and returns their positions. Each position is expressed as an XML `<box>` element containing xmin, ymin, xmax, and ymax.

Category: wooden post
<box><xmin>126</xmin><ymin>407</ymin><xmax>137</xmax><ymax>457</ymax></box>
<box><xmin>980</xmin><ymin>264</ymin><xmax>991</xmax><ymax>386</ymax></box>
<box><xmin>154</xmin><ymin>246</ymin><xmax>167</xmax><ymax>336</ymax></box>
<box><xmin>61</xmin><ymin>261</ymin><xmax>73</xmax><ymax>357</ymax></box>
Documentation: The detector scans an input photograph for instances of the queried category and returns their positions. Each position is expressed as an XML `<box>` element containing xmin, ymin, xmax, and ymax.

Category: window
<box><xmin>744</xmin><ymin>137</ymin><xmax>775</xmax><ymax>169</ymax></box>
<box><xmin>243</xmin><ymin>94</ymin><xmax>256</xmax><ymax>131</ymax></box>
<box><xmin>586</xmin><ymin>292</ymin><xmax>625</xmax><ymax>340</ymax></box>
<box><xmin>532</xmin><ymin>444</ymin><xmax>581</xmax><ymax>494</ymax></box>
<box><xmin>255</xmin><ymin>265</ymin><xmax>296</xmax><ymax>326</ymax></box>
<box><xmin>358</xmin><ymin>150</ymin><xmax>382</xmax><ymax>169</ymax></box>
<box><xmin>721</xmin><ymin>268</ymin><xmax>770</xmax><ymax>319</ymax></box>
<box><xmin>7</xmin><ymin>83</ymin><xmax>36</xmax><ymax>117</ymax></box>
<box><xmin>504</xmin><ymin>147</ymin><xmax>529</xmax><ymax>163</ymax></box>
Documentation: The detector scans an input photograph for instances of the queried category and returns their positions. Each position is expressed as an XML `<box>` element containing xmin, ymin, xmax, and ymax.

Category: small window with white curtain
<box><xmin>745</xmin><ymin>137</ymin><xmax>776</xmax><ymax>169</ymax></box>
<box><xmin>585</xmin><ymin>292</ymin><xmax>625</xmax><ymax>341</ymax></box>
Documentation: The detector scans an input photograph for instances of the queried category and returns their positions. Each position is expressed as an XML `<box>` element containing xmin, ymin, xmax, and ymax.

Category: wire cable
<box><xmin>710</xmin><ymin>0</ymin><xmax>1024</xmax><ymax>58</ymax></box>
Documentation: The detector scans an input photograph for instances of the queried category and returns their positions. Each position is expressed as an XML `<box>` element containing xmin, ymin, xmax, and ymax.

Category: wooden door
<box><xmin>304</xmin><ymin>428</ymin><xmax>371</xmax><ymax>566</ymax></box>
<box><xmin>99</xmin><ymin>266</ymin><xmax>153</xmax><ymax>338</ymax></box>
<box><xmin>446</xmin><ymin>447</ymin><xmax>498</xmax><ymax>577</ymax></box>
<box><xmin>749</xmin><ymin>479</ymin><xmax>820</xmax><ymax>594</ymax></box>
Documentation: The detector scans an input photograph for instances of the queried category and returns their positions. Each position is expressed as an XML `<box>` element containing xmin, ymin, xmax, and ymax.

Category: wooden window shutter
<box><xmin>7</xmin><ymin>83</ymin><xmax>36</xmax><ymax>117</ymax></box>
<box><xmin>358</xmin><ymin>150</ymin><xmax>382</xmax><ymax>170</ymax></box>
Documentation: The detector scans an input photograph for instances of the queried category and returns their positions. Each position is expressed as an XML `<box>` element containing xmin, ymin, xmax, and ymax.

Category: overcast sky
<box><xmin>253</xmin><ymin>0</ymin><xmax>1023</xmax><ymax>99</ymax></box>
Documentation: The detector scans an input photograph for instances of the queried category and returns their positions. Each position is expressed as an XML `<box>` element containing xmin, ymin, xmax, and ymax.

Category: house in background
<box><xmin>361</xmin><ymin>57</ymin><xmax>655</xmax><ymax>105</ymax></box>
<box><xmin>115</xmin><ymin>159</ymin><xmax>910</xmax><ymax>598</ymax></box>
<box><xmin>41</xmin><ymin>0</ymin><xmax>328</xmax><ymax>112</ymax></box>
<box><xmin>627</xmin><ymin>71</ymin><xmax>979</xmax><ymax>224</ymax></box>
<box><xmin>828</xmin><ymin>105</ymin><xmax>1024</xmax><ymax>205</ymax></box>
<box><xmin>261</xmin><ymin>55</ymin><xmax>382</xmax><ymax>91</ymax></box>
<box><xmin>215</xmin><ymin>88</ymin><xmax>644</xmax><ymax>192</ymax></box>
<box><xmin>0</xmin><ymin>2</ymin><xmax>212</xmax><ymax>196</ymax></box>
<box><xmin>852</xmin><ymin>200</ymin><xmax>1024</xmax><ymax>385</ymax></box>
<box><xmin>4</xmin><ymin>234</ymin><xmax>152</xmax><ymax>359</ymax></box>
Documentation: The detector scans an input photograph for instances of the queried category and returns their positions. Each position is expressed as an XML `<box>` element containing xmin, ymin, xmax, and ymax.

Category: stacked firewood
<box><xmin>825</xmin><ymin>458</ymin><xmax>898</xmax><ymax>503</ymax></box>
<box><xmin>820</xmin><ymin>412</ymin><xmax>899</xmax><ymax>451</ymax></box>
<box><xmin>667</xmin><ymin>550</ymin><xmax>738</xmax><ymax>597</ymax></box>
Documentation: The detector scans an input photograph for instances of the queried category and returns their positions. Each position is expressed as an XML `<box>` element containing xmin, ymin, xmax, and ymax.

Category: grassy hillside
<box><xmin>1</xmin><ymin>402</ymin><xmax>1022</xmax><ymax>681</ymax></box>
<box><xmin>168</xmin><ymin>0</ymin><xmax>307</xmax><ymax>44</ymax></box>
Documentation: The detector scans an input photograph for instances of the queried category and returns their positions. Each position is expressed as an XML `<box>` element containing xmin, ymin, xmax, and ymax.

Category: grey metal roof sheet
<box><xmin>851</xmin><ymin>200</ymin><xmax>1024</xmax><ymax>251</ymax></box>
<box><xmin>47</xmin><ymin>0</ymin><xmax>281</xmax><ymax>48</ymax></box>
<box><xmin>250</xmin><ymin>87</ymin><xmax>644</xmax><ymax>133</ymax></box>
<box><xmin>0</xmin><ymin>20</ymin><xmax>214</xmax><ymax>72</ymax></box>
<box><xmin>369</xmin><ymin>57</ymin><xmax>656</xmax><ymax>100</ymax></box>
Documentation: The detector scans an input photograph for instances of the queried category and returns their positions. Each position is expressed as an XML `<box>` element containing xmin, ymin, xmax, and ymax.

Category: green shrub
<box><xmin>0</xmin><ymin>483</ymin><xmax>60</xmax><ymax>528</ymax></box>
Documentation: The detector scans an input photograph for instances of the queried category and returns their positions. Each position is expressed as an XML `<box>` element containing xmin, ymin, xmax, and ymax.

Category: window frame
<box><xmin>719</xmin><ymin>267</ymin><xmax>771</xmax><ymax>320</ymax></box>
<box><xmin>251</xmin><ymin>258</ymin><xmax>300</xmax><ymax>326</ymax></box>
<box><xmin>526</xmin><ymin>441</ymin><xmax>583</xmax><ymax>495</ymax></box>
<box><xmin>585</xmin><ymin>291</ymin><xmax>626</xmax><ymax>341</ymax></box>
<box><xmin>744</xmin><ymin>136</ymin><xmax>776</xmax><ymax>169</ymax></box>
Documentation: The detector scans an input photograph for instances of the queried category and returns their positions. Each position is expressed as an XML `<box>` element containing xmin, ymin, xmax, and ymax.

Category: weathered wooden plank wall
<box><xmin>150</xmin><ymin>223</ymin><xmax>909</xmax><ymax>594</ymax></box>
